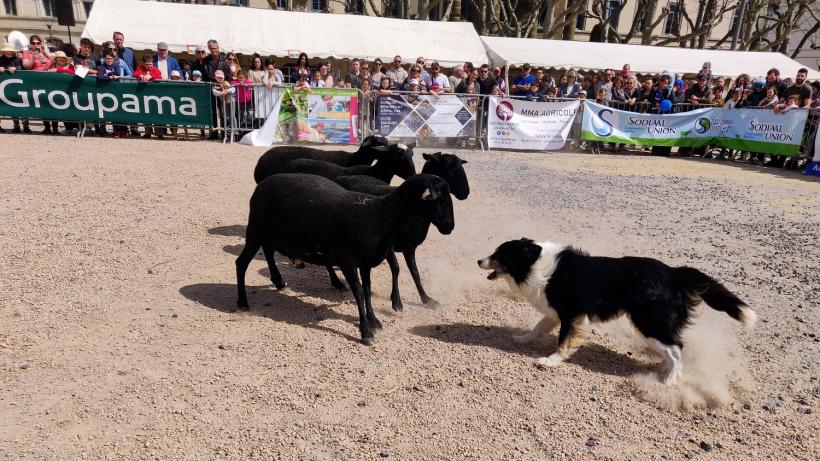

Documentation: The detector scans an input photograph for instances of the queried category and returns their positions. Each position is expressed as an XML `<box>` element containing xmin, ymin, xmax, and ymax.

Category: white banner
<box><xmin>488</xmin><ymin>97</ymin><xmax>580</xmax><ymax>150</ymax></box>
<box><xmin>239</xmin><ymin>87</ymin><xmax>284</xmax><ymax>147</ymax></box>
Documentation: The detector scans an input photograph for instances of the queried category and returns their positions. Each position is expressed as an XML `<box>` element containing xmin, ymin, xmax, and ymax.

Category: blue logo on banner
<box><xmin>694</xmin><ymin>117</ymin><xmax>711</xmax><ymax>134</ymax></box>
<box><xmin>592</xmin><ymin>108</ymin><xmax>615</xmax><ymax>137</ymax></box>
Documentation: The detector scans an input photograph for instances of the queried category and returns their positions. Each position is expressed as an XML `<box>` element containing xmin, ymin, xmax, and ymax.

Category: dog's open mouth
<box><xmin>487</xmin><ymin>270</ymin><xmax>498</xmax><ymax>280</ymax></box>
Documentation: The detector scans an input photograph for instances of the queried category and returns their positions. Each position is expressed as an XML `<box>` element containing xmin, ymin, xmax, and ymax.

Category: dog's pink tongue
<box><xmin>487</xmin><ymin>270</ymin><xmax>497</xmax><ymax>280</ymax></box>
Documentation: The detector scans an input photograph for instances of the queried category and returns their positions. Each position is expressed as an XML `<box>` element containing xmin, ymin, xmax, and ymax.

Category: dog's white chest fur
<box><xmin>503</xmin><ymin>241</ymin><xmax>565</xmax><ymax>318</ymax></box>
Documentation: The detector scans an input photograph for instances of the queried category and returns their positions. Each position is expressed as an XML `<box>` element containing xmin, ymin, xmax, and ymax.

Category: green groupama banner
<box><xmin>0</xmin><ymin>71</ymin><xmax>212</xmax><ymax>126</ymax></box>
<box><xmin>582</xmin><ymin>101</ymin><xmax>809</xmax><ymax>156</ymax></box>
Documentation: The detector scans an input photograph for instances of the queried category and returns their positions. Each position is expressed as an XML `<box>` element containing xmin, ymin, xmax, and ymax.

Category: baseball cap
<box><xmin>170</xmin><ymin>70</ymin><xmax>181</xmax><ymax>77</ymax></box>
<box><xmin>408</xmin><ymin>79</ymin><xmax>419</xmax><ymax>85</ymax></box>
<box><xmin>194</xmin><ymin>45</ymin><xmax>206</xmax><ymax>53</ymax></box>
<box><xmin>192</xmin><ymin>70</ymin><xmax>202</xmax><ymax>77</ymax></box>
<box><xmin>703</xmin><ymin>62</ymin><xmax>711</xmax><ymax>68</ymax></box>
<box><xmin>430</xmin><ymin>82</ymin><xmax>441</xmax><ymax>90</ymax></box>
<box><xmin>157</xmin><ymin>42</ymin><xmax>169</xmax><ymax>51</ymax></box>
<box><xmin>578</xmin><ymin>90</ymin><xmax>587</xmax><ymax>95</ymax></box>
<box><xmin>214</xmin><ymin>70</ymin><xmax>225</xmax><ymax>78</ymax></box>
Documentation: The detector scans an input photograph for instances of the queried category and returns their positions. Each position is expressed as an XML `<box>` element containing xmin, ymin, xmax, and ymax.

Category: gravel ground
<box><xmin>1</xmin><ymin>135</ymin><xmax>818</xmax><ymax>460</ymax></box>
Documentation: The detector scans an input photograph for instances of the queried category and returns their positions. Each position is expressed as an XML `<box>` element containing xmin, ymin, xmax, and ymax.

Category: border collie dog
<box><xmin>478</xmin><ymin>239</ymin><xmax>757</xmax><ymax>385</ymax></box>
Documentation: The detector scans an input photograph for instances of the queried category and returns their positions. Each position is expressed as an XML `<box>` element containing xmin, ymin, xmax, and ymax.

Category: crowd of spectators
<box><xmin>1</xmin><ymin>32</ymin><xmax>819</xmax><ymax>164</ymax></box>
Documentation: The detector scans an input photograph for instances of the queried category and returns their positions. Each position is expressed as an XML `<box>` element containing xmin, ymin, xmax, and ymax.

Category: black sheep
<box><xmin>235</xmin><ymin>173</ymin><xmax>454</xmax><ymax>344</ymax></box>
<box><xmin>330</xmin><ymin>152</ymin><xmax>469</xmax><ymax>309</ymax></box>
<box><xmin>284</xmin><ymin>143</ymin><xmax>416</xmax><ymax>183</ymax></box>
<box><xmin>252</xmin><ymin>134</ymin><xmax>392</xmax><ymax>184</ymax></box>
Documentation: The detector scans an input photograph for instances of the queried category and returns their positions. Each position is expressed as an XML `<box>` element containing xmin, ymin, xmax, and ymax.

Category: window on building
<box><xmin>3</xmin><ymin>0</ymin><xmax>17</xmax><ymax>15</ymax></box>
<box><xmin>346</xmin><ymin>0</ymin><xmax>363</xmax><ymax>14</ymax></box>
<box><xmin>665</xmin><ymin>4</ymin><xmax>681</xmax><ymax>36</ymax></box>
<box><xmin>460</xmin><ymin>0</ymin><xmax>473</xmax><ymax>21</ymax></box>
<box><xmin>42</xmin><ymin>0</ymin><xmax>56</xmax><ymax>16</ymax></box>
<box><xmin>312</xmin><ymin>0</ymin><xmax>326</xmax><ymax>12</ymax></box>
<box><xmin>605</xmin><ymin>0</ymin><xmax>621</xmax><ymax>29</ymax></box>
<box><xmin>576</xmin><ymin>13</ymin><xmax>586</xmax><ymax>30</ymax></box>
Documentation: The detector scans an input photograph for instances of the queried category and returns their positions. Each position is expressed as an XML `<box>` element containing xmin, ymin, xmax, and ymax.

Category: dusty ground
<box><xmin>1</xmin><ymin>134</ymin><xmax>818</xmax><ymax>460</ymax></box>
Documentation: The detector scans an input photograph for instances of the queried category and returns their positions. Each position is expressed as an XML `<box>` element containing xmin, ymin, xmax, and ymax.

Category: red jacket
<box><xmin>134</xmin><ymin>65</ymin><xmax>161</xmax><ymax>81</ymax></box>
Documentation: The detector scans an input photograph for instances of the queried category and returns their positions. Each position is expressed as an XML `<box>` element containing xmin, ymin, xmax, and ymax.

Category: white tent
<box><xmin>81</xmin><ymin>0</ymin><xmax>489</xmax><ymax>68</ymax></box>
<box><xmin>482</xmin><ymin>36</ymin><xmax>820</xmax><ymax>80</ymax></box>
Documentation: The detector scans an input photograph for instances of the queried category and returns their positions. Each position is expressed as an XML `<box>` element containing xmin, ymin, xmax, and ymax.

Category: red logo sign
<box><xmin>495</xmin><ymin>101</ymin><xmax>514</xmax><ymax>121</ymax></box>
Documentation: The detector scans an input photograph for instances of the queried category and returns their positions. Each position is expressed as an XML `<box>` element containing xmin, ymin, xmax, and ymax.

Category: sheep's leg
<box><xmin>261</xmin><ymin>241</ymin><xmax>286</xmax><ymax>290</ymax></box>
<box><xmin>235</xmin><ymin>234</ymin><xmax>262</xmax><ymax>311</ymax></box>
<box><xmin>403</xmin><ymin>250</ymin><xmax>439</xmax><ymax>307</ymax></box>
<box><xmin>386</xmin><ymin>252</ymin><xmax>403</xmax><ymax>311</ymax></box>
<box><xmin>339</xmin><ymin>264</ymin><xmax>374</xmax><ymax>345</ymax></box>
<box><xmin>325</xmin><ymin>265</ymin><xmax>347</xmax><ymax>291</ymax></box>
<box><xmin>359</xmin><ymin>266</ymin><xmax>383</xmax><ymax>330</ymax></box>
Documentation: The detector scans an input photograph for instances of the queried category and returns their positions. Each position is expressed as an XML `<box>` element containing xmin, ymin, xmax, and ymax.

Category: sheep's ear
<box><xmin>371</xmin><ymin>146</ymin><xmax>390</xmax><ymax>153</ymax></box>
<box><xmin>421</xmin><ymin>187</ymin><xmax>436</xmax><ymax>200</ymax></box>
<box><xmin>460</xmin><ymin>158</ymin><xmax>468</xmax><ymax>164</ymax></box>
<box><xmin>405</xmin><ymin>141</ymin><xmax>417</xmax><ymax>149</ymax></box>
<box><xmin>422</xmin><ymin>153</ymin><xmax>433</xmax><ymax>161</ymax></box>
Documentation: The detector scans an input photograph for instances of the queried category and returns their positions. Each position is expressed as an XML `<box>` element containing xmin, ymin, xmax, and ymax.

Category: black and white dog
<box><xmin>478</xmin><ymin>239</ymin><xmax>756</xmax><ymax>385</ymax></box>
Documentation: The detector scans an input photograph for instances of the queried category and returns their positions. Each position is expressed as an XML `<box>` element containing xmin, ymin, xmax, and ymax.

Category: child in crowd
<box><xmin>775</xmin><ymin>94</ymin><xmax>800</xmax><ymax>113</ymax></box>
<box><xmin>294</xmin><ymin>73</ymin><xmax>311</xmax><ymax>92</ymax></box>
<box><xmin>588</xmin><ymin>88</ymin><xmax>607</xmax><ymax>154</ymax></box>
<box><xmin>311</xmin><ymin>70</ymin><xmax>325</xmax><ymax>88</ymax></box>
<box><xmin>192</xmin><ymin>70</ymin><xmax>206</xmax><ymax>138</ymax></box>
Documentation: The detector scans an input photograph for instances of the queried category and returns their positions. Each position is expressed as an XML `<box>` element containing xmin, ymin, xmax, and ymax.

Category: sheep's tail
<box><xmin>673</xmin><ymin>267</ymin><xmax>757</xmax><ymax>326</ymax></box>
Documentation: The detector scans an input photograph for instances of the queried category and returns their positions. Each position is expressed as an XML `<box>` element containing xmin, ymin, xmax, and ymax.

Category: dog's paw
<box><xmin>512</xmin><ymin>333</ymin><xmax>535</xmax><ymax>344</ymax></box>
<box><xmin>534</xmin><ymin>354</ymin><xmax>564</xmax><ymax>369</ymax></box>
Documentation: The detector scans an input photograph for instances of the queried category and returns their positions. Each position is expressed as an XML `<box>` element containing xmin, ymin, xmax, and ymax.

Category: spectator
<box><xmin>179</xmin><ymin>60</ymin><xmax>193</xmax><ymax>81</ymax></box>
<box><xmin>811</xmin><ymin>81</ymin><xmax>820</xmax><ymax>107</ymax></box>
<box><xmin>152</xmin><ymin>42</ymin><xmax>180</xmax><ymax>80</ymax></box>
<box><xmin>377</xmin><ymin>76</ymin><xmax>393</xmax><ymax>96</ymax></box>
<box><xmin>699</xmin><ymin>61</ymin><xmax>712</xmax><ymax>85</ymax></box>
<box><xmin>524</xmin><ymin>82</ymin><xmax>543</xmax><ymax>102</ymax></box>
<box><xmin>21</xmin><ymin>34</ymin><xmax>51</xmax><ymax>71</ymax></box>
<box><xmin>711</xmin><ymin>76</ymin><xmax>726</xmax><ymax>101</ymax></box>
<box><xmin>211</xmin><ymin>69</ymin><xmax>236</xmax><ymax>139</ymax></box>
<box><xmin>319</xmin><ymin>61</ymin><xmax>334</xmax><ymax>87</ymax></box>
<box><xmin>99</xmin><ymin>41</ymin><xmax>132</xmax><ymax>77</ymax></box>
<box><xmin>291</xmin><ymin>52</ymin><xmax>310</xmax><ymax>83</ymax></box>
<box><xmin>134</xmin><ymin>55</ymin><xmax>163</xmax><ymax>139</ymax></box>
<box><xmin>511</xmin><ymin>63</ymin><xmax>535</xmax><ymax>96</ymax></box>
<box><xmin>347</xmin><ymin>58</ymin><xmax>364</xmax><ymax>89</ymax></box>
<box><xmin>543</xmin><ymin>86</ymin><xmax>557</xmax><ymax>100</ymax></box>
<box><xmin>757</xmin><ymin>85</ymin><xmax>779</xmax><ymax>107</ymax></box>
<box><xmin>73</xmin><ymin>38</ymin><xmax>97</xmax><ymax>76</ymax></box>
<box><xmin>406</xmin><ymin>79</ymin><xmax>422</xmax><ymax>95</ymax></box>
<box><xmin>558</xmin><ymin>70</ymin><xmax>581</xmax><ymax>98</ymax></box>
<box><xmin>204</xmin><ymin>39</ymin><xmax>232</xmax><ymax>82</ymax></box>
<box><xmin>428</xmin><ymin>61</ymin><xmax>451</xmax><ymax>95</ymax></box>
<box><xmin>463</xmin><ymin>61</ymin><xmax>475</xmax><ymax>76</ymax></box>
<box><xmin>672</xmin><ymin>79</ymin><xmax>686</xmax><ymax>104</ymax></box>
<box><xmin>191</xmin><ymin>45</ymin><xmax>207</xmax><ymax>80</ymax></box>
<box><xmin>589</xmin><ymin>88</ymin><xmax>608</xmax><ymax>154</ymax></box>
<box><xmin>654</xmin><ymin>75</ymin><xmax>675</xmax><ymax>111</ymax></box>
<box><xmin>776</xmin><ymin>94</ymin><xmax>800</xmax><ymax>113</ymax></box>
<box><xmin>0</xmin><ymin>42</ymin><xmax>26</xmax><ymax>134</ymax></box>
<box><xmin>191</xmin><ymin>70</ymin><xmax>207</xmax><ymax>138</ymax></box>
<box><xmin>782</xmin><ymin>68</ymin><xmax>813</xmax><ymax>108</ymax></box>
<box><xmin>310</xmin><ymin>70</ymin><xmax>325</xmax><ymax>88</ymax></box>
<box><xmin>765</xmin><ymin>68</ymin><xmax>788</xmax><ymax>99</ymax></box>
<box><xmin>492</xmin><ymin>66</ymin><xmax>507</xmax><ymax>93</ymax></box>
<box><xmin>747</xmin><ymin>78</ymin><xmax>767</xmax><ymax>106</ymax></box>
<box><xmin>610</xmin><ymin>76</ymin><xmax>627</xmax><ymax>107</ymax></box>
<box><xmin>232</xmin><ymin>69</ymin><xmax>253</xmax><ymax>136</ymax></box>
<box><xmin>620</xmin><ymin>63</ymin><xmax>633</xmax><ymax>82</ymax></box>
<box><xmin>402</xmin><ymin>65</ymin><xmax>428</xmax><ymax>92</ymax></box>
<box><xmin>732</xmin><ymin>73</ymin><xmax>750</xmax><ymax>93</ymax></box>
<box><xmin>449</xmin><ymin>64</ymin><xmax>465</xmax><ymax>90</ymax></box>
<box><xmin>723</xmin><ymin>88</ymin><xmax>747</xmax><ymax>109</ymax></box>
<box><xmin>637</xmin><ymin>77</ymin><xmax>655</xmax><ymax>109</ymax></box>
<box><xmin>293</xmin><ymin>72</ymin><xmax>311</xmax><ymax>92</ymax></box>
<box><xmin>254</xmin><ymin>59</ymin><xmax>284</xmax><ymax>128</ymax></box>
<box><xmin>359</xmin><ymin>61</ymin><xmax>371</xmax><ymax>86</ymax></box>
<box><xmin>622</xmin><ymin>77</ymin><xmax>639</xmax><ymax>110</ymax></box>
<box><xmin>593</xmin><ymin>69</ymin><xmax>614</xmax><ymax>101</ymax></box>
<box><xmin>112</xmin><ymin>31</ymin><xmax>136</xmax><ymax>73</ymax></box>
<box><xmin>456</xmin><ymin>68</ymin><xmax>480</xmax><ymax>94</ymax></box>
<box><xmin>50</xmin><ymin>50</ymin><xmax>74</xmax><ymax>74</ymax></box>
<box><xmin>248</xmin><ymin>55</ymin><xmax>265</xmax><ymax>84</ymax></box>
<box><xmin>168</xmin><ymin>70</ymin><xmax>187</xmax><ymax>140</ymax></box>
<box><xmin>476</xmin><ymin>64</ymin><xmax>497</xmax><ymax>95</ymax></box>
<box><xmin>97</xmin><ymin>50</ymin><xmax>127</xmax><ymax>138</ymax></box>
<box><xmin>370</xmin><ymin>58</ymin><xmax>384</xmax><ymax>85</ymax></box>
<box><xmin>385</xmin><ymin>55</ymin><xmax>407</xmax><ymax>90</ymax></box>
<box><xmin>416</xmin><ymin>56</ymin><xmax>431</xmax><ymax>86</ymax></box>
<box><xmin>226</xmin><ymin>52</ymin><xmax>241</xmax><ymax>77</ymax></box>
<box><xmin>685</xmin><ymin>72</ymin><xmax>712</xmax><ymax>105</ymax></box>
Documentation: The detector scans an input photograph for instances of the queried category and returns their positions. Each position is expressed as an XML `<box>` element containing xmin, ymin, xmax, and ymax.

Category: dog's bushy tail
<box><xmin>673</xmin><ymin>267</ymin><xmax>757</xmax><ymax>326</ymax></box>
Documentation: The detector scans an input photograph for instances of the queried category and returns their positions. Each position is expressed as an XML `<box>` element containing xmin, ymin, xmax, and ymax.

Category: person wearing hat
<box><xmin>49</xmin><ymin>51</ymin><xmax>75</xmax><ymax>75</ymax></box>
<box><xmin>191</xmin><ymin>45</ymin><xmax>207</xmax><ymax>81</ymax></box>
<box><xmin>685</xmin><ymin>72</ymin><xmax>713</xmax><ymax>105</ymax></box>
<box><xmin>152</xmin><ymin>42</ymin><xmax>180</xmax><ymax>80</ymax></box>
<box><xmin>511</xmin><ymin>63</ymin><xmax>535</xmax><ymax>96</ymax></box>
<box><xmin>0</xmin><ymin>42</ymin><xmax>25</xmax><ymax>134</ymax></box>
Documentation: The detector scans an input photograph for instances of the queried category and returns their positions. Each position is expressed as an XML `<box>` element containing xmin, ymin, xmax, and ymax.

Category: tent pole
<box><xmin>505</xmin><ymin>64</ymin><xmax>510</xmax><ymax>96</ymax></box>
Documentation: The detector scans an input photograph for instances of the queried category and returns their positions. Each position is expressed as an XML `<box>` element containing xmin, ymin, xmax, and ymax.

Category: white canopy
<box><xmin>81</xmin><ymin>0</ymin><xmax>489</xmax><ymax>68</ymax></box>
<box><xmin>482</xmin><ymin>36</ymin><xmax>820</xmax><ymax>80</ymax></box>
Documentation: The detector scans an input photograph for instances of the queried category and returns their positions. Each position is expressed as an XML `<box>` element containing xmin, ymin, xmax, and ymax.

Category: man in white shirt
<box><xmin>428</xmin><ymin>61</ymin><xmax>451</xmax><ymax>95</ymax></box>
<box><xmin>152</xmin><ymin>41</ymin><xmax>180</xmax><ymax>81</ymax></box>
<box><xmin>385</xmin><ymin>55</ymin><xmax>408</xmax><ymax>90</ymax></box>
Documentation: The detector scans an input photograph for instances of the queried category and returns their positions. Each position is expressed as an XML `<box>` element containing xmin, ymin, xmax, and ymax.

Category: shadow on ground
<box><xmin>208</xmin><ymin>224</ymin><xmax>246</xmax><ymax>237</ymax></box>
<box><xmin>179</xmin><ymin>282</ymin><xmax>362</xmax><ymax>343</ymax></box>
<box><xmin>410</xmin><ymin>322</ymin><xmax>648</xmax><ymax>377</ymax></box>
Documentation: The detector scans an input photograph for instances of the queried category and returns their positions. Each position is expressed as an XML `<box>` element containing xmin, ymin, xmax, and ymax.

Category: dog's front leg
<box><xmin>513</xmin><ymin>314</ymin><xmax>558</xmax><ymax>344</ymax></box>
<box><xmin>535</xmin><ymin>316</ymin><xmax>588</xmax><ymax>368</ymax></box>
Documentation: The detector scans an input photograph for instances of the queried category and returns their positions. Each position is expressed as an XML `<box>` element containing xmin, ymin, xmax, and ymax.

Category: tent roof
<box><xmin>81</xmin><ymin>0</ymin><xmax>489</xmax><ymax>68</ymax></box>
<box><xmin>481</xmin><ymin>36</ymin><xmax>820</xmax><ymax>80</ymax></box>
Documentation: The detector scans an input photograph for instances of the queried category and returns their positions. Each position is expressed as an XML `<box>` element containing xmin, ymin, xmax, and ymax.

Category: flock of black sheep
<box><xmin>236</xmin><ymin>135</ymin><xmax>470</xmax><ymax>344</ymax></box>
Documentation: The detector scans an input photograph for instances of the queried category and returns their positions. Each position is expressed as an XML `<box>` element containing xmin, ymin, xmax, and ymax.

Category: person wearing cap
<box><xmin>49</xmin><ymin>51</ymin><xmax>75</xmax><ymax>75</ymax></box>
<box><xmin>511</xmin><ymin>63</ymin><xmax>535</xmax><ymax>96</ymax></box>
<box><xmin>428</xmin><ymin>62</ymin><xmax>450</xmax><ymax>95</ymax></box>
<box><xmin>152</xmin><ymin>42</ymin><xmax>180</xmax><ymax>80</ymax></box>
<box><xmin>685</xmin><ymin>72</ymin><xmax>713</xmax><ymax>105</ymax></box>
<box><xmin>699</xmin><ymin>62</ymin><xmax>712</xmax><ymax>85</ymax></box>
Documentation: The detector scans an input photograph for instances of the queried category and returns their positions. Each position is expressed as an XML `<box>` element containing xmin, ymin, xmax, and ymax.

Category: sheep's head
<box><xmin>421</xmin><ymin>152</ymin><xmax>469</xmax><ymax>200</ymax></box>
<box><xmin>360</xmin><ymin>134</ymin><xmax>390</xmax><ymax>150</ymax></box>
<box><xmin>414</xmin><ymin>174</ymin><xmax>454</xmax><ymax>235</ymax></box>
<box><xmin>372</xmin><ymin>143</ymin><xmax>417</xmax><ymax>179</ymax></box>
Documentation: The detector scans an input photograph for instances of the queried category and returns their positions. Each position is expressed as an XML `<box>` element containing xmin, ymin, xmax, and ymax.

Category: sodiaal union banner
<box><xmin>0</xmin><ymin>71</ymin><xmax>212</xmax><ymax>126</ymax></box>
<box><xmin>582</xmin><ymin>101</ymin><xmax>808</xmax><ymax>156</ymax></box>
<box><xmin>488</xmin><ymin>97</ymin><xmax>580</xmax><ymax>150</ymax></box>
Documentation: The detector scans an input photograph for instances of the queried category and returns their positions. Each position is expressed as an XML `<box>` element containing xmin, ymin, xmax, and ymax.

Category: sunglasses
<box><xmin>417</xmin><ymin>60</ymin><xmax>424</xmax><ymax>64</ymax></box>
<box><xmin>107</xmin><ymin>48</ymin><xmax>116</xmax><ymax>51</ymax></box>
<box><xmin>159</xmin><ymin>49</ymin><xmax>168</xmax><ymax>52</ymax></box>
<box><xmin>228</xmin><ymin>58</ymin><xmax>236</xmax><ymax>61</ymax></box>
<box><xmin>394</xmin><ymin>60</ymin><xmax>401</xmax><ymax>63</ymax></box>
<box><xmin>32</xmin><ymin>41</ymin><xmax>42</xmax><ymax>45</ymax></box>
<box><xmin>197</xmin><ymin>51</ymin><xmax>206</xmax><ymax>54</ymax></box>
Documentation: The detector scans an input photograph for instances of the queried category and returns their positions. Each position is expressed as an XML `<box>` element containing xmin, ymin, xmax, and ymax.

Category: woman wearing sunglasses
<box><xmin>21</xmin><ymin>35</ymin><xmax>51</xmax><ymax>71</ymax></box>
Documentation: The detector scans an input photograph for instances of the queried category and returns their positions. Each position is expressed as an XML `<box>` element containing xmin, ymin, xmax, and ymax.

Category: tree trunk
<box><xmin>450</xmin><ymin>0</ymin><xmax>462</xmax><ymax>21</ymax></box>
<box><xmin>542</xmin><ymin>0</ymin><xmax>556</xmax><ymax>38</ymax></box>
